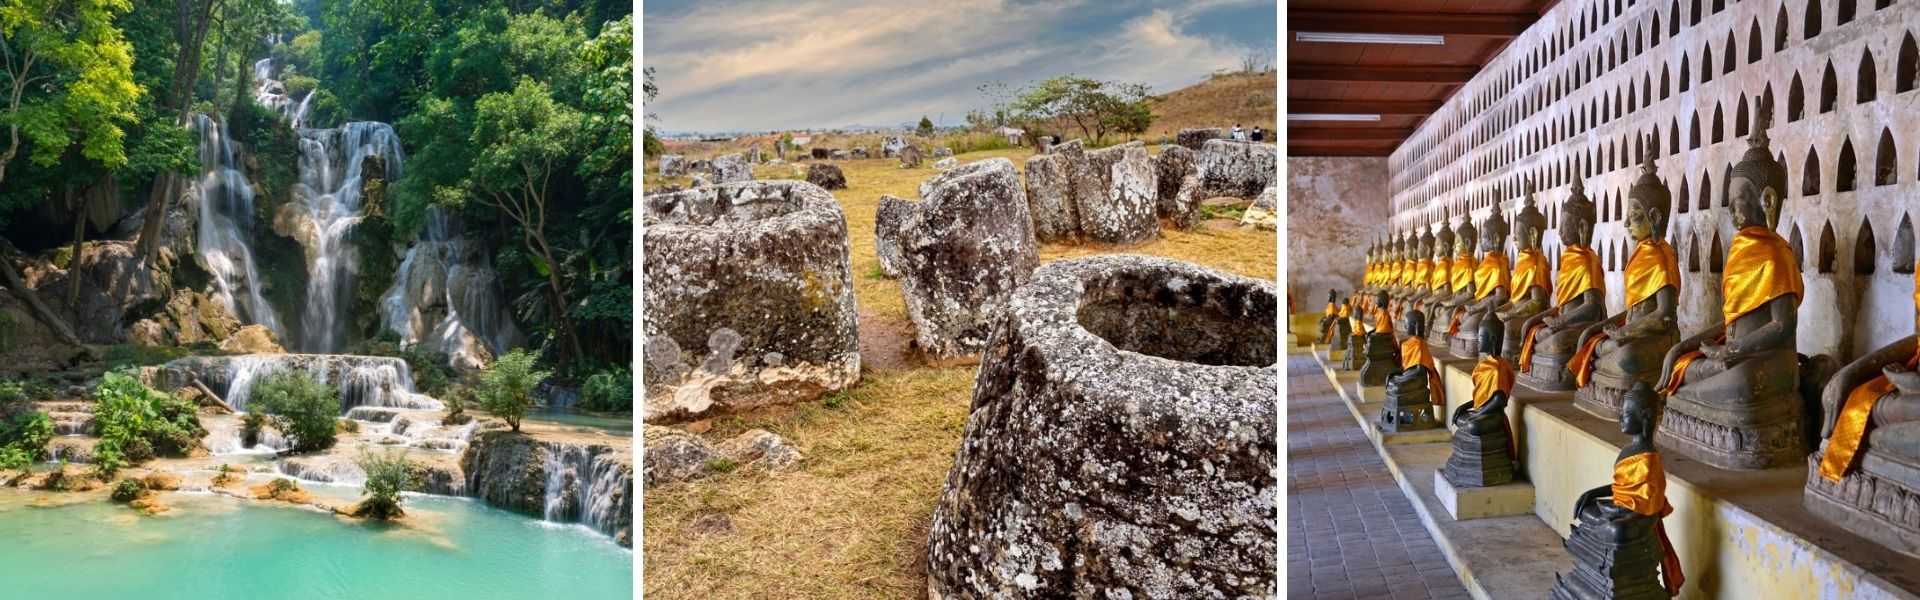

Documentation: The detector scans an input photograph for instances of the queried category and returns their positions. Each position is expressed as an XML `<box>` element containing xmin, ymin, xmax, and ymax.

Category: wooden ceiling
<box><xmin>1287</xmin><ymin>0</ymin><xmax>1555</xmax><ymax>157</ymax></box>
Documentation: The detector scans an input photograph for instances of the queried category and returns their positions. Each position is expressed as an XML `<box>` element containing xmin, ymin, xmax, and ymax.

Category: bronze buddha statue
<box><xmin>1496</xmin><ymin>190</ymin><xmax>1554</xmax><ymax>362</ymax></box>
<box><xmin>1358</xmin><ymin>289</ymin><xmax>1402</xmax><ymax>385</ymax></box>
<box><xmin>1404</xmin><ymin>226</ymin><xmax>1447</xmax><ymax>332</ymax></box>
<box><xmin>1570</xmin><ymin>150</ymin><xmax>1681</xmax><ymax>420</ymax></box>
<box><xmin>1432</xmin><ymin>218</ymin><xmax>1480</xmax><ymax>346</ymax></box>
<box><xmin>1449</xmin><ymin>210</ymin><xmax>1512</xmax><ymax>357</ymax></box>
<box><xmin>1653</xmin><ymin>122</ymin><xmax>1809</xmax><ymax>470</ymax></box>
<box><xmin>1805</xmin><ymin>268</ymin><xmax>1920</xmax><ymax>555</ymax></box>
<box><xmin>1442</xmin><ymin>310</ymin><xmax>1518</xmax><ymax>487</ymax></box>
<box><xmin>1382</xmin><ymin>310</ymin><xmax>1445</xmax><ymax>432</ymax></box>
<box><xmin>1519</xmin><ymin>179</ymin><xmax>1607</xmax><ymax>392</ymax></box>
<box><xmin>1550</xmin><ymin>382</ymin><xmax>1686</xmax><ymax>599</ymax></box>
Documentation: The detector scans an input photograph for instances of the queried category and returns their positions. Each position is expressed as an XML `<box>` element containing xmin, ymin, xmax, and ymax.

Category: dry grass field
<box><xmin>641</xmin><ymin>148</ymin><xmax>1275</xmax><ymax>599</ymax></box>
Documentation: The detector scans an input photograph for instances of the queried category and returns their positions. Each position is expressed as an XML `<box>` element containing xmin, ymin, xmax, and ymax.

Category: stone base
<box><xmin>1448</xmin><ymin>329</ymin><xmax>1480</xmax><ymax>359</ymax></box>
<box><xmin>1572</xmin><ymin>376</ymin><xmax>1632</xmax><ymax>422</ymax></box>
<box><xmin>1804</xmin><ymin>452</ymin><xmax>1920</xmax><ymax>557</ymax></box>
<box><xmin>1434</xmin><ymin>470</ymin><xmax>1534</xmax><ymax>521</ymax></box>
<box><xmin>1657</xmin><ymin>394</ymin><xmax>1806</xmax><ymax>471</ymax></box>
<box><xmin>1516</xmin><ymin>351</ymin><xmax>1577</xmax><ymax>393</ymax></box>
<box><xmin>1352</xmin><ymin>382</ymin><xmax>1384</xmax><ymax>404</ymax></box>
<box><xmin>1327</xmin><ymin>348</ymin><xmax>1347</xmax><ymax>363</ymax></box>
<box><xmin>1373</xmin><ymin>423</ymin><xmax>1451</xmax><ymax>446</ymax></box>
<box><xmin>1548</xmin><ymin>515</ymin><xmax>1670</xmax><ymax>600</ymax></box>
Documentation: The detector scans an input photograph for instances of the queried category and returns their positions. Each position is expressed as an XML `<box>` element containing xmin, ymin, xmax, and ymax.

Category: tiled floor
<box><xmin>1287</xmin><ymin>354</ymin><xmax>1471</xmax><ymax>600</ymax></box>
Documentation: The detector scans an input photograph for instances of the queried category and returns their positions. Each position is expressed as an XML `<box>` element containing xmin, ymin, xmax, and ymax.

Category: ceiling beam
<box><xmin>1289</xmin><ymin>99</ymin><xmax>1442</xmax><ymax>115</ymax></box>
<box><xmin>1287</xmin><ymin>145</ymin><xmax>1395</xmax><ymax>157</ymax></box>
<box><xmin>1289</xmin><ymin>9</ymin><xmax>1537</xmax><ymax>38</ymax></box>
<box><xmin>1289</xmin><ymin>64</ymin><xmax>1478</xmax><ymax>85</ymax></box>
<box><xmin>1289</xmin><ymin>128</ymin><xmax>1416</xmax><ymax>142</ymax></box>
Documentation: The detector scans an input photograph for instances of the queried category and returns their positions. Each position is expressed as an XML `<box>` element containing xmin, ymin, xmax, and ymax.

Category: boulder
<box><xmin>830</xmin><ymin>149</ymin><xmax>849</xmax><ymax>160</ymax></box>
<box><xmin>932</xmin><ymin>157</ymin><xmax>958</xmax><ymax>169</ymax></box>
<box><xmin>659</xmin><ymin>155</ymin><xmax>686</xmax><ymax>178</ymax></box>
<box><xmin>927</xmin><ymin>255</ymin><xmax>1278</xmax><ymax>599</ymax></box>
<box><xmin>219</xmin><ymin>324</ymin><xmax>285</xmax><ymax>354</ymax></box>
<box><xmin>851</xmin><ymin>147</ymin><xmax>869</xmax><ymax>159</ymax></box>
<box><xmin>688</xmin><ymin>159</ymin><xmax>713</xmax><ymax>174</ymax></box>
<box><xmin>810</xmin><ymin>148</ymin><xmax>831</xmax><ymax>160</ymax></box>
<box><xmin>1074</xmin><ymin>142</ymin><xmax>1159</xmax><ymax>247</ymax></box>
<box><xmin>1021</xmin><ymin>151</ymin><xmax>1077</xmax><ymax>243</ymax></box>
<box><xmin>1154</xmin><ymin>145</ymin><xmax>1199</xmax><ymax>228</ymax></box>
<box><xmin>1241</xmin><ymin>185</ymin><xmax>1277</xmax><ymax>230</ymax></box>
<box><xmin>932</xmin><ymin>147</ymin><xmax>953</xmax><ymax>158</ymax></box>
<box><xmin>642</xmin><ymin>425</ymin><xmax>802</xmax><ymax>488</ymax></box>
<box><xmin>710</xmin><ymin>153</ymin><xmax>753</xmax><ymax>184</ymax></box>
<box><xmin>641</xmin><ymin>180</ymin><xmax>861</xmax><ymax>423</ymax></box>
<box><xmin>873</xmin><ymin>196</ymin><xmax>912</xmax><ymax>279</ymax></box>
<box><xmin>881</xmin><ymin>136</ymin><xmax>908</xmax><ymax>158</ymax></box>
<box><xmin>748</xmin><ymin>147</ymin><xmax>761</xmax><ymax>163</ymax></box>
<box><xmin>689</xmin><ymin>175</ymin><xmax>711</xmax><ymax>188</ymax></box>
<box><xmin>898</xmin><ymin>145</ymin><xmax>923</xmax><ymax>168</ymax></box>
<box><xmin>1175</xmin><ymin>127</ymin><xmax>1225</xmax><ymax>151</ymax></box>
<box><xmin>805</xmin><ymin>163</ymin><xmax>847</xmax><ymax>190</ymax></box>
<box><xmin>876</xmin><ymin>158</ymin><xmax>1037</xmax><ymax>360</ymax></box>
<box><xmin>1192</xmin><ymin>139</ymin><xmax>1277</xmax><ymax>199</ymax></box>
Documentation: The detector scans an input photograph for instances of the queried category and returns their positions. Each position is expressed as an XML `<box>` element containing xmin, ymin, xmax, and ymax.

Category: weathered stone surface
<box><xmin>1021</xmin><ymin>152</ymin><xmax>1076</xmax><ymax>243</ymax></box>
<box><xmin>898</xmin><ymin>145</ymin><xmax>923</xmax><ymax>168</ymax></box>
<box><xmin>659</xmin><ymin>154</ymin><xmax>685</xmax><ymax>177</ymax></box>
<box><xmin>1175</xmin><ymin>127</ymin><xmax>1225</xmax><ymax>150</ymax></box>
<box><xmin>748</xmin><ymin>147</ymin><xmax>761</xmax><ymax>163</ymax></box>
<box><xmin>710</xmin><ymin>152</ymin><xmax>753</xmax><ymax>183</ymax></box>
<box><xmin>642</xmin><ymin>180</ymin><xmax>861</xmax><ymax>423</ymax></box>
<box><xmin>830</xmin><ymin>149</ymin><xmax>849</xmax><ymax>160</ymax></box>
<box><xmin>932</xmin><ymin>146</ymin><xmax>953</xmax><ymax>157</ymax></box>
<box><xmin>805</xmin><ymin>163</ymin><xmax>847</xmax><ymax>190</ymax></box>
<box><xmin>1154</xmin><ymin>145</ymin><xmax>1198</xmax><ymax>227</ymax></box>
<box><xmin>881</xmin><ymin>135</ymin><xmax>908</xmax><ymax>158</ymax></box>
<box><xmin>932</xmin><ymin>157</ymin><xmax>957</xmax><ymax>169</ymax></box>
<box><xmin>851</xmin><ymin>147</ymin><xmax>869</xmax><ymax>159</ymax></box>
<box><xmin>1241</xmin><ymin>185</ymin><xmax>1277</xmax><ymax>230</ymax></box>
<box><xmin>642</xmin><ymin>425</ymin><xmax>802</xmax><ymax>488</ymax></box>
<box><xmin>219</xmin><ymin>324</ymin><xmax>285</xmax><ymax>353</ymax></box>
<box><xmin>1075</xmin><ymin>142</ymin><xmax>1159</xmax><ymax>246</ymax></box>
<box><xmin>810</xmin><ymin>147</ymin><xmax>830</xmax><ymax>160</ymax></box>
<box><xmin>689</xmin><ymin>174</ymin><xmax>710</xmax><ymax>188</ymax></box>
<box><xmin>877</xmin><ymin>158</ymin><xmax>1037</xmax><ymax>360</ymax></box>
<box><xmin>874</xmin><ymin>196</ymin><xmax>913</xmax><ymax>278</ymax></box>
<box><xmin>927</xmin><ymin>255</ymin><xmax>1278</xmax><ymax>599</ymax></box>
<box><xmin>1192</xmin><ymin>139</ymin><xmax>1276</xmax><ymax>199</ymax></box>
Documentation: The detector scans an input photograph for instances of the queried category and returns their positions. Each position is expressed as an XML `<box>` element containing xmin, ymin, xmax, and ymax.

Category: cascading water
<box><xmin>540</xmin><ymin>444</ymin><xmax>630</xmax><ymax>536</ymax></box>
<box><xmin>293</xmin><ymin>123</ymin><xmax>405</xmax><ymax>352</ymax></box>
<box><xmin>188</xmin><ymin>113</ymin><xmax>284</xmax><ymax>336</ymax></box>
<box><xmin>381</xmin><ymin>209</ymin><xmax>523</xmax><ymax>369</ymax></box>
<box><xmin>170</xmin><ymin>354</ymin><xmax>443</xmax><ymax>413</ymax></box>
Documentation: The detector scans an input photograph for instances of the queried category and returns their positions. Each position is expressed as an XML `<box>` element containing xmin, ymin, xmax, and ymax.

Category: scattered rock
<box><xmin>1022</xmin><ymin>149</ymin><xmax>1077</xmax><ymax>243</ymax></box>
<box><xmin>1175</xmin><ymin>127</ymin><xmax>1225</xmax><ymax>151</ymax></box>
<box><xmin>873</xmin><ymin>195</ymin><xmax>912</xmax><ymax>279</ymax></box>
<box><xmin>1191</xmin><ymin>139</ymin><xmax>1277</xmax><ymax>199</ymax></box>
<box><xmin>851</xmin><ymin>147</ymin><xmax>869</xmax><ymax>159</ymax></box>
<box><xmin>251</xmin><ymin>478</ymin><xmax>314</xmax><ymax>504</ymax></box>
<box><xmin>143</xmin><ymin>472</ymin><xmax>182</xmax><ymax>491</ymax></box>
<box><xmin>659</xmin><ymin>155</ymin><xmax>686</xmax><ymax>178</ymax></box>
<box><xmin>690</xmin><ymin>175</ymin><xmax>711</xmax><ymax>188</ymax></box>
<box><xmin>642</xmin><ymin>425</ymin><xmax>802</xmax><ymax>488</ymax></box>
<box><xmin>711</xmin><ymin>153</ymin><xmax>753</xmax><ymax>184</ymax></box>
<box><xmin>927</xmin><ymin>255</ymin><xmax>1279</xmax><ymax>599</ymax></box>
<box><xmin>712</xmin><ymin>429</ymin><xmax>803</xmax><ymax>470</ymax></box>
<box><xmin>642</xmin><ymin>180</ymin><xmax>861</xmax><ymax>423</ymax></box>
<box><xmin>219</xmin><ymin>324</ymin><xmax>284</xmax><ymax>354</ymax></box>
<box><xmin>932</xmin><ymin>147</ymin><xmax>953</xmax><ymax>158</ymax></box>
<box><xmin>806</xmin><ymin>163</ymin><xmax>847</xmax><ymax>190</ymax></box>
<box><xmin>1154</xmin><ymin>145</ymin><xmax>1199</xmax><ymax>228</ymax></box>
<box><xmin>881</xmin><ymin>136</ymin><xmax>908</xmax><ymax>158</ymax></box>
<box><xmin>1241</xmin><ymin>185</ymin><xmax>1277</xmax><ymax>230</ymax></box>
<box><xmin>898</xmin><ymin>145</ymin><xmax>923</xmax><ymax>168</ymax></box>
<box><xmin>876</xmin><ymin>158</ymin><xmax>1038</xmax><ymax>360</ymax></box>
<box><xmin>830</xmin><ymin>149</ymin><xmax>849</xmax><ymax>160</ymax></box>
<box><xmin>810</xmin><ymin>148</ymin><xmax>830</xmax><ymax>160</ymax></box>
<box><xmin>932</xmin><ymin>157</ymin><xmax>958</xmax><ymax>169</ymax></box>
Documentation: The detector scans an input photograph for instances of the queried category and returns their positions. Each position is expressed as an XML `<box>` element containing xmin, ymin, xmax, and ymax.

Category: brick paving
<box><xmin>1288</xmin><ymin>354</ymin><xmax>1471</xmax><ymax>600</ymax></box>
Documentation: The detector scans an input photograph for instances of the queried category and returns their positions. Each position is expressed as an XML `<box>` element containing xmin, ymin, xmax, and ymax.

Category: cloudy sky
<box><xmin>642</xmin><ymin>0</ymin><xmax>1276</xmax><ymax>133</ymax></box>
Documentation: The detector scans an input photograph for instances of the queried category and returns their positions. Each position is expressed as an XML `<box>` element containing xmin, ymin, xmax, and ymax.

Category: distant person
<box><xmin>1231</xmin><ymin>123</ymin><xmax>1244</xmax><ymax>141</ymax></box>
<box><xmin>1251</xmin><ymin>127</ymin><xmax>1264</xmax><ymax>142</ymax></box>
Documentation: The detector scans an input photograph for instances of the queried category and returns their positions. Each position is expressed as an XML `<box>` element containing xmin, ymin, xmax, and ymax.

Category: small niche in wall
<box><xmin>1819</xmin><ymin>221</ymin><xmax>1838</xmax><ymax>274</ymax></box>
<box><xmin>1899</xmin><ymin>34</ymin><xmax>1918</xmax><ymax>93</ymax></box>
<box><xmin>1838</xmin><ymin>139</ymin><xmax>1859</xmax><ymax>192</ymax></box>
<box><xmin>1710</xmin><ymin>231</ymin><xmax>1726</xmax><ymax>273</ymax></box>
<box><xmin>1792</xmin><ymin>224</ymin><xmax>1808</xmax><ymax>269</ymax></box>
<box><xmin>1877</xmin><ymin>129</ymin><xmax>1897</xmax><ymax>186</ymax></box>
<box><xmin>1804</xmin><ymin>149</ymin><xmax>1822</xmax><ymax>196</ymax></box>
<box><xmin>1821</xmin><ymin>61</ymin><xmax>1839</xmax><ymax>113</ymax></box>
<box><xmin>1789</xmin><ymin>74</ymin><xmax>1806</xmax><ymax>121</ymax></box>
<box><xmin>1860</xmin><ymin>49</ymin><xmax>1879</xmax><ymax>104</ymax></box>
<box><xmin>1689</xmin><ymin>235</ymin><xmax>1702</xmax><ymax>272</ymax></box>
<box><xmin>1894</xmin><ymin>215</ymin><xmax>1915</xmax><ymax>274</ymax></box>
<box><xmin>1807</xmin><ymin>1</ymin><xmax>1824</xmax><ymax>40</ymax></box>
<box><xmin>1855</xmin><ymin>219</ymin><xmax>1878</xmax><ymax>276</ymax></box>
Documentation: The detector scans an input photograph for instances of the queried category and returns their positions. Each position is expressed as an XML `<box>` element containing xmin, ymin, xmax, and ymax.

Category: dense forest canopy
<box><xmin>0</xmin><ymin>0</ymin><xmax>632</xmax><ymax>402</ymax></box>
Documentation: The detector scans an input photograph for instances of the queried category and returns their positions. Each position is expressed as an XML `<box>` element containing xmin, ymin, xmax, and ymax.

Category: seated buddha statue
<box><xmin>1568</xmin><ymin>151</ymin><xmax>1681</xmax><ymax>420</ymax></box>
<box><xmin>1399</xmin><ymin>231</ymin><xmax>1434</xmax><ymax>324</ymax></box>
<box><xmin>1517</xmin><ymin>180</ymin><xmax>1606</xmax><ymax>392</ymax></box>
<box><xmin>1449</xmin><ymin>211</ymin><xmax>1512</xmax><ymax>357</ymax></box>
<box><xmin>1496</xmin><ymin>192</ymin><xmax>1554</xmax><ymax>361</ymax></box>
<box><xmin>1382</xmin><ymin>310</ymin><xmax>1445</xmax><ymax>432</ymax></box>
<box><xmin>1442</xmin><ymin>311</ymin><xmax>1518</xmax><ymax>488</ymax></box>
<box><xmin>1403</xmin><ymin>226</ymin><xmax>1447</xmax><ymax>331</ymax></box>
<box><xmin>1358</xmin><ymin>290</ymin><xmax>1402</xmax><ymax>385</ymax></box>
<box><xmin>1319</xmin><ymin>290</ymin><xmax>1342</xmax><ymax>345</ymax></box>
<box><xmin>1432</xmin><ymin>219</ymin><xmax>1480</xmax><ymax>345</ymax></box>
<box><xmin>1410</xmin><ymin>223</ymin><xmax>1457</xmax><ymax>332</ymax></box>
<box><xmin>1654</xmin><ymin>123</ymin><xmax>1807</xmax><ymax>470</ymax></box>
<box><xmin>1550</xmin><ymin>382</ymin><xmax>1685</xmax><ymax>600</ymax></box>
<box><xmin>1343</xmin><ymin>294</ymin><xmax>1379</xmax><ymax>371</ymax></box>
<box><xmin>1328</xmin><ymin>297</ymin><xmax>1354</xmax><ymax>354</ymax></box>
<box><xmin>1385</xmin><ymin>235</ymin><xmax>1410</xmax><ymax>314</ymax></box>
<box><xmin>1805</xmin><ymin>268</ymin><xmax>1920</xmax><ymax>555</ymax></box>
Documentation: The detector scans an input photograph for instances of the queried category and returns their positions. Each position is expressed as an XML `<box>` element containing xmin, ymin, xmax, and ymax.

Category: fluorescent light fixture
<box><xmin>1294</xmin><ymin>32</ymin><xmax>1446</xmax><ymax>45</ymax></box>
<box><xmin>1289</xmin><ymin>114</ymin><xmax>1382</xmax><ymax>122</ymax></box>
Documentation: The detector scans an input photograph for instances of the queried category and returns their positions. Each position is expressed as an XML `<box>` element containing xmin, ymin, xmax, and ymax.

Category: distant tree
<box><xmin>0</xmin><ymin>0</ymin><xmax>143</xmax><ymax>188</ymax></box>
<box><xmin>916</xmin><ymin>115</ymin><xmax>934</xmax><ymax>137</ymax></box>
<box><xmin>1009</xmin><ymin>76</ymin><xmax>1154</xmax><ymax>143</ymax></box>
<box><xmin>642</xmin><ymin>65</ymin><xmax>663</xmax><ymax>157</ymax></box>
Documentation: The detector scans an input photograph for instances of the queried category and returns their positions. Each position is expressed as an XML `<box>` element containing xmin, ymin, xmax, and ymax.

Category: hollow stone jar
<box><xmin>926</xmin><ymin>255</ymin><xmax>1278</xmax><ymax>599</ymax></box>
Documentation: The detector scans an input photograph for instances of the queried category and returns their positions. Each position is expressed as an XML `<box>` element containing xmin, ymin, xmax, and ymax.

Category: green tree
<box><xmin>133</xmin><ymin>0</ymin><xmax>224</xmax><ymax>264</ymax></box>
<box><xmin>916</xmin><ymin>115</ymin><xmax>934</xmax><ymax>137</ymax></box>
<box><xmin>353</xmin><ymin>447</ymin><xmax>413</xmax><ymax>519</ymax></box>
<box><xmin>1009</xmin><ymin>76</ymin><xmax>1154</xmax><ymax>143</ymax></box>
<box><xmin>0</xmin><ymin>0</ymin><xmax>143</xmax><ymax>187</ymax></box>
<box><xmin>249</xmin><ymin>371</ymin><xmax>340</xmax><ymax>453</ymax></box>
<box><xmin>479</xmin><ymin>348</ymin><xmax>548</xmax><ymax>432</ymax></box>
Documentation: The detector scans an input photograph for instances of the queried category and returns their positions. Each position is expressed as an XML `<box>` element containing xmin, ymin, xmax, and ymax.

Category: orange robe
<box><xmin>1568</xmin><ymin>240</ymin><xmax>1678</xmax><ymax>387</ymax></box>
<box><xmin>1471</xmin><ymin>355</ymin><xmax>1517</xmax><ymax>459</ymax></box>
<box><xmin>1518</xmin><ymin>246</ymin><xmax>1603</xmax><ymax>372</ymax></box>
<box><xmin>1818</xmin><ymin>271</ymin><xmax>1920</xmax><ymax>482</ymax></box>
<box><xmin>1661</xmin><ymin>227</ymin><xmax>1802</xmax><ymax>394</ymax></box>
<box><xmin>1402</xmin><ymin>336</ymin><xmax>1445</xmax><ymax>407</ymax></box>
<box><xmin>1613</xmin><ymin>451</ymin><xmax>1685</xmax><ymax>596</ymax></box>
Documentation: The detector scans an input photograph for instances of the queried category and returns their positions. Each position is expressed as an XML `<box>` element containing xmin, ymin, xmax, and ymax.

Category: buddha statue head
<box><xmin>1480</xmin><ymin>206</ymin><xmax>1510</xmax><ymax>255</ymax></box>
<box><xmin>1375</xmin><ymin>289</ymin><xmax>1390</xmax><ymax>310</ymax></box>
<box><xmin>1455</xmin><ymin>217</ymin><xmax>1478</xmax><ymax>256</ymax></box>
<box><xmin>1728</xmin><ymin>113</ymin><xmax>1787</xmax><ymax>230</ymax></box>
<box><xmin>1562</xmin><ymin>179</ymin><xmax>1597</xmax><ymax>248</ymax></box>
<box><xmin>1407</xmin><ymin>309</ymin><xmax>1428</xmax><ymax>337</ymax></box>
<box><xmin>1627</xmin><ymin>142</ymin><xmax>1673</xmax><ymax>243</ymax></box>
<box><xmin>1436</xmin><ymin>221</ymin><xmax>1457</xmax><ymax>259</ymax></box>
<box><xmin>1419</xmin><ymin>227</ymin><xmax>1436</xmax><ymax>261</ymax></box>
<box><xmin>1477</xmin><ymin>306</ymin><xmax>1506</xmax><ymax>356</ymax></box>
<box><xmin>1516</xmin><ymin>187</ymin><xmax>1547</xmax><ymax>252</ymax></box>
<box><xmin>1621</xmin><ymin>381</ymin><xmax>1657</xmax><ymax>437</ymax></box>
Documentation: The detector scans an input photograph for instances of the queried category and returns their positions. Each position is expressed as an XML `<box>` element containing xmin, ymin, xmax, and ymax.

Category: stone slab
<box><xmin>1434</xmin><ymin>471</ymin><xmax>1536</xmax><ymax>521</ymax></box>
<box><xmin>1351</xmin><ymin>382</ymin><xmax>1385</xmax><ymax>404</ymax></box>
<box><xmin>1371</xmin><ymin>424</ymin><xmax>1453</xmax><ymax>446</ymax></box>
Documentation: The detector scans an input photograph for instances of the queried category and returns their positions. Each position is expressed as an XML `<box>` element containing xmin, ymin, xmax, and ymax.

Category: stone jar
<box><xmin>927</xmin><ymin>255</ymin><xmax>1278</xmax><ymax>599</ymax></box>
<box><xmin>640</xmin><ymin>180</ymin><xmax>861</xmax><ymax>423</ymax></box>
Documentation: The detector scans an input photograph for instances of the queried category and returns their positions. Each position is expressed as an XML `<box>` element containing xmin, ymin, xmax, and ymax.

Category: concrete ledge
<box><xmin>1434</xmin><ymin>472</ymin><xmax>1536</xmax><ymax>521</ymax></box>
<box><xmin>1351</xmin><ymin>382</ymin><xmax>1384</xmax><ymax>404</ymax></box>
<box><xmin>1371</xmin><ymin>424</ymin><xmax>1452</xmax><ymax>446</ymax></box>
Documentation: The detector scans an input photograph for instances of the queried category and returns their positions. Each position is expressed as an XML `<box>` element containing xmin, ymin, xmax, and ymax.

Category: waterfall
<box><xmin>293</xmin><ymin>123</ymin><xmax>405</xmax><ymax>352</ymax></box>
<box><xmin>380</xmin><ymin>208</ymin><xmax>523</xmax><ymax>369</ymax></box>
<box><xmin>538</xmin><ymin>443</ymin><xmax>631</xmax><ymax>537</ymax></box>
<box><xmin>169</xmin><ymin>354</ymin><xmax>443</xmax><ymax>413</ymax></box>
<box><xmin>188</xmin><ymin>113</ymin><xmax>285</xmax><ymax>336</ymax></box>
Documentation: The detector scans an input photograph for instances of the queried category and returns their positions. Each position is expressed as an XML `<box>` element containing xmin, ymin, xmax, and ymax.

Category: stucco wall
<box><xmin>1287</xmin><ymin>156</ymin><xmax>1390</xmax><ymax>310</ymax></box>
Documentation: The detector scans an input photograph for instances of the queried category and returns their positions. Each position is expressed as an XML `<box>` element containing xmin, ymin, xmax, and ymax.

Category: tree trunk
<box><xmin>0</xmin><ymin>246</ymin><xmax>81</xmax><ymax>347</ymax></box>
<box><xmin>66</xmin><ymin>187</ymin><xmax>87</xmax><ymax>308</ymax></box>
<box><xmin>136</xmin><ymin>0</ymin><xmax>221</xmax><ymax>265</ymax></box>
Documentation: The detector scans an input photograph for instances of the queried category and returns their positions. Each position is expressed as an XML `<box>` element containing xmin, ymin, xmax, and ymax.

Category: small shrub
<box><xmin>240</xmin><ymin>412</ymin><xmax>269</xmax><ymax>447</ymax></box>
<box><xmin>704</xmin><ymin>458</ymin><xmax>737</xmax><ymax>474</ymax></box>
<box><xmin>822</xmin><ymin>391</ymin><xmax>850</xmax><ymax>409</ymax></box>
<box><xmin>479</xmin><ymin>349</ymin><xmax>550</xmax><ymax>432</ymax></box>
<box><xmin>0</xmin><ymin>410</ymin><xmax>53</xmax><ymax>469</ymax></box>
<box><xmin>579</xmin><ymin>367</ymin><xmax>631</xmax><ymax>413</ymax></box>
<box><xmin>268</xmin><ymin>477</ymin><xmax>299</xmax><ymax>495</ymax></box>
<box><xmin>354</xmin><ymin>448</ymin><xmax>414</xmax><ymax>520</ymax></box>
<box><xmin>91</xmin><ymin>370</ymin><xmax>203</xmax><ymax>475</ymax></box>
<box><xmin>110</xmin><ymin>478</ymin><xmax>146</xmax><ymax>502</ymax></box>
<box><xmin>249</xmin><ymin>371</ymin><xmax>341</xmax><ymax>453</ymax></box>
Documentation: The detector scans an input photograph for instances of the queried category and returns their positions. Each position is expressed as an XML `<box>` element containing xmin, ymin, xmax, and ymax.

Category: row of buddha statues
<box><xmin>1313</xmin><ymin>119</ymin><xmax>1920</xmax><ymax>596</ymax></box>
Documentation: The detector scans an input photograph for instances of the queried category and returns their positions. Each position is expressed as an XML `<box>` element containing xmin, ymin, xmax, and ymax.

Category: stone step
<box><xmin>48</xmin><ymin>412</ymin><xmax>94</xmax><ymax>436</ymax></box>
<box><xmin>35</xmin><ymin>401</ymin><xmax>94</xmax><ymax>414</ymax></box>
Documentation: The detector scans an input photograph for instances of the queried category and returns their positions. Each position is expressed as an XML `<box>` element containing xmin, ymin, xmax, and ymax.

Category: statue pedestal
<box><xmin>1658</xmin><ymin>389</ymin><xmax>1807</xmax><ymax>471</ymax></box>
<box><xmin>1516</xmin><ymin>351</ymin><xmax>1577</xmax><ymax>393</ymax></box>
<box><xmin>1804</xmin><ymin>452</ymin><xmax>1920</xmax><ymax>557</ymax></box>
<box><xmin>1351</xmin><ymin>382</ymin><xmax>1385</xmax><ymax>404</ymax></box>
<box><xmin>1327</xmin><ymin>347</ymin><xmax>1347</xmax><ymax>363</ymax></box>
<box><xmin>1572</xmin><ymin>373</ymin><xmax>1634</xmax><ymax>422</ymax></box>
<box><xmin>1289</xmin><ymin>313</ymin><xmax>1321</xmax><ymax>347</ymax></box>
<box><xmin>1372</xmin><ymin>422</ymin><xmax>1450</xmax><ymax>446</ymax></box>
<box><xmin>1434</xmin><ymin>471</ymin><xmax>1534</xmax><ymax>520</ymax></box>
